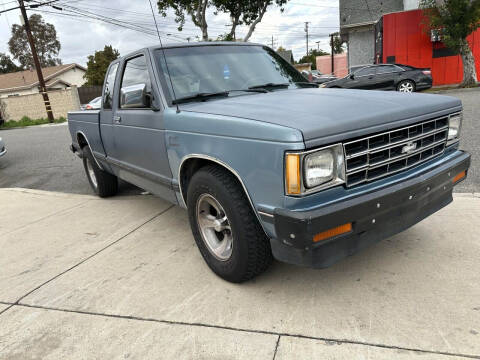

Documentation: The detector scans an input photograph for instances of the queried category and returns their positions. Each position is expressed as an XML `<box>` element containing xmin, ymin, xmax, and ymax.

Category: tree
<box><xmin>157</xmin><ymin>0</ymin><xmax>289</xmax><ymax>42</ymax></box>
<box><xmin>332</xmin><ymin>35</ymin><xmax>345</xmax><ymax>54</ymax></box>
<box><xmin>8</xmin><ymin>14</ymin><xmax>61</xmax><ymax>69</ymax></box>
<box><xmin>157</xmin><ymin>0</ymin><xmax>210</xmax><ymax>41</ymax></box>
<box><xmin>421</xmin><ymin>0</ymin><xmax>480</xmax><ymax>86</ymax></box>
<box><xmin>0</xmin><ymin>53</ymin><xmax>21</xmax><ymax>74</ymax></box>
<box><xmin>297</xmin><ymin>49</ymin><xmax>329</xmax><ymax>70</ymax></box>
<box><xmin>84</xmin><ymin>45</ymin><xmax>120</xmax><ymax>86</ymax></box>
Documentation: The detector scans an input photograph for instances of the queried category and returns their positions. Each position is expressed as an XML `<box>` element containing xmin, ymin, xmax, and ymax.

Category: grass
<box><xmin>0</xmin><ymin>116</ymin><xmax>66</xmax><ymax>130</ymax></box>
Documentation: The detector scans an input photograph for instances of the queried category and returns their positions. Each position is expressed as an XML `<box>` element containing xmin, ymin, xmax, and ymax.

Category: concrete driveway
<box><xmin>0</xmin><ymin>188</ymin><xmax>479</xmax><ymax>359</ymax></box>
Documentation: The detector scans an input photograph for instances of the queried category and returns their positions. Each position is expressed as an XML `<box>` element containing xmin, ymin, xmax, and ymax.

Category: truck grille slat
<box><xmin>343</xmin><ymin>116</ymin><xmax>449</xmax><ymax>187</ymax></box>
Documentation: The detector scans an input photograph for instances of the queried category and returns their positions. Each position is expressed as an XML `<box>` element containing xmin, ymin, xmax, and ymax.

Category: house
<box><xmin>340</xmin><ymin>0</ymin><xmax>419</xmax><ymax>67</ymax></box>
<box><xmin>0</xmin><ymin>64</ymin><xmax>86</xmax><ymax>98</ymax></box>
<box><xmin>277</xmin><ymin>50</ymin><xmax>294</xmax><ymax>64</ymax></box>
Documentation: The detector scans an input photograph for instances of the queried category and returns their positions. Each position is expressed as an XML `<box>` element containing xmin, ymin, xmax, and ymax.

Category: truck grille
<box><xmin>343</xmin><ymin>116</ymin><xmax>449</xmax><ymax>187</ymax></box>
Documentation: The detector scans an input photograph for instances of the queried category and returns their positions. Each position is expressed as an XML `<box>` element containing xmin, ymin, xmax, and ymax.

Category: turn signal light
<box><xmin>286</xmin><ymin>154</ymin><xmax>301</xmax><ymax>195</ymax></box>
<box><xmin>313</xmin><ymin>223</ymin><xmax>352</xmax><ymax>243</ymax></box>
<box><xmin>452</xmin><ymin>171</ymin><xmax>466</xmax><ymax>184</ymax></box>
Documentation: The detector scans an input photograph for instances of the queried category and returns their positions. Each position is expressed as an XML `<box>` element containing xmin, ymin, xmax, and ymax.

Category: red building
<box><xmin>379</xmin><ymin>9</ymin><xmax>480</xmax><ymax>86</ymax></box>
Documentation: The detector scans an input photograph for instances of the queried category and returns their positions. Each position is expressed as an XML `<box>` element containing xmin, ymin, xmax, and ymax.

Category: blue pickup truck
<box><xmin>68</xmin><ymin>42</ymin><xmax>470</xmax><ymax>283</ymax></box>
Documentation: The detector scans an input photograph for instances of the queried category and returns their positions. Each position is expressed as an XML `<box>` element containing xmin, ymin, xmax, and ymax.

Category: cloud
<box><xmin>0</xmin><ymin>0</ymin><xmax>339</xmax><ymax>65</ymax></box>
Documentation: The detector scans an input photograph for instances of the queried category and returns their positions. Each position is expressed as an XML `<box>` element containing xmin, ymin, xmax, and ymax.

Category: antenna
<box><xmin>147</xmin><ymin>0</ymin><xmax>180</xmax><ymax>113</ymax></box>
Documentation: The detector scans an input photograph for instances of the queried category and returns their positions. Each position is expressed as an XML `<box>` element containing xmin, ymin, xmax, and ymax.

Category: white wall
<box><xmin>403</xmin><ymin>0</ymin><xmax>420</xmax><ymax>10</ymax></box>
<box><xmin>56</xmin><ymin>67</ymin><xmax>86</xmax><ymax>87</ymax></box>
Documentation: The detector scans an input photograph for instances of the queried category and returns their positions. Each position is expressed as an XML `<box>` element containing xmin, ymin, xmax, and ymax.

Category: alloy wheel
<box><xmin>196</xmin><ymin>193</ymin><xmax>233</xmax><ymax>261</ymax></box>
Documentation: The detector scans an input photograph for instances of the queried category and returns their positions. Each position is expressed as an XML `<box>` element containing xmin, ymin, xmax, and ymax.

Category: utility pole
<box><xmin>271</xmin><ymin>35</ymin><xmax>274</xmax><ymax>48</ymax></box>
<box><xmin>18</xmin><ymin>0</ymin><xmax>54</xmax><ymax>122</ymax></box>
<box><xmin>316</xmin><ymin>40</ymin><xmax>320</xmax><ymax>51</ymax></box>
<box><xmin>304</xmin><ymin>22</ymin><xmax>309</xmax><ymax>57</ymax></box>
<box><xmin>330</xmin><ymin>33</ymin><xmax>335</xmax><ymax>75</ymax></box>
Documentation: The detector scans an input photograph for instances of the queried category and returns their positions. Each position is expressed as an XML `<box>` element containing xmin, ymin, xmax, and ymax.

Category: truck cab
<box><xmin>68</xmin><ymin>42</ymin><xmax>470</xmax><ymax>283</ymax></box>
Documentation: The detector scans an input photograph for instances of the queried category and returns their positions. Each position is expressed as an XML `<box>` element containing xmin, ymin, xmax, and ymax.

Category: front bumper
<box><xmin>271</xmin><ymin>150</ymin><xmax>470</xmax><ymax>268</ymax></box>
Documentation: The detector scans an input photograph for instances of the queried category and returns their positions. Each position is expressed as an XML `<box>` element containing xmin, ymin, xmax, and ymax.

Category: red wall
<box><xmin>316</xmin><ymin>53</ymin><xmax>348</xmax><ymax>78</ymax></box>
<box><xmin>382</xmin><ymin>9</ymin><xmax>480</xmax><ymax>86</ymax></box>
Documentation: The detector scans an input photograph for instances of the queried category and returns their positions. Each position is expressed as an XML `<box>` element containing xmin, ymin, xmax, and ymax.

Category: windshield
<box><xmin>154</xmin><ymin>45</ymin><xmax>307</xmax><ymax>104</ymax></box>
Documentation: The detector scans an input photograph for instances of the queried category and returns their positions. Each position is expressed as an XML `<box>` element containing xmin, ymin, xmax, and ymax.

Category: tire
<box><xmin>187</xmin><ymin>165</ymin><xmax>272</xmax><ymax>283</ymax></box>
<box><xmin>82</xmin><ymin>146</ymin><xmax>118</xmax><ymax>197</ymax></box>
<box><xmin>397</xmin><ymin>80</ymin><xmax>416</xmax><ymax>93</ymax></box>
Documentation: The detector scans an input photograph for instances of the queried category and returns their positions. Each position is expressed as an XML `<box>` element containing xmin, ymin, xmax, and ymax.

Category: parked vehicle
<box><xmin>310</xmin><ymin>70</ymin><xmax>337</xmax><ymax>84</ymax></box>
<box><xmin>83</xmin><ymin>96</ymin><xmax>102</xmax><ymax>110</ymax></box>
<box><xmin>0</xmin><ymin>137</ymin><xmax>6</xmax><ymax>157</ymax></box>
<box><xmin>322</xmin><ymin>64</ymin><xmax>433</xmax><ymax>92</ymax></box>
<box><xmin>301</xmin><ymin>70</ymin><xmax>336</xmax><ymax>84</ymax></box>
<box><xmin>68</xmin><ymin>43</ymin><xmax>470</xmax><ymax>283</ymax></box>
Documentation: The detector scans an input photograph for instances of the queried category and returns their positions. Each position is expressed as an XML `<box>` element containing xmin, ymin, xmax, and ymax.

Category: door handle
<box><xmin>113</xmin><ymin>116</ymin><xmax>121</xmax><ymax>124</ymax></box>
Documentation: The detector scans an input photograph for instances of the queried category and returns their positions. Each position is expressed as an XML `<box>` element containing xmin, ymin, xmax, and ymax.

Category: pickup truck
<box><xmin>68</xmin><ymin>42</ymin><xmax>470</xmax><ymax>283</ymax></box>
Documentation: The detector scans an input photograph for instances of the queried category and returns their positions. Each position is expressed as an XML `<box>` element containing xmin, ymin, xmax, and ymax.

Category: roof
<box><xmin>277</xmin><ymin>50</ymin><xmax>294</xmax><ymax>64</ymax></box>
<box><xmin>0</xmin><ymin>63</ymin><xmax>86</xmax><ymax>93</ymax></box>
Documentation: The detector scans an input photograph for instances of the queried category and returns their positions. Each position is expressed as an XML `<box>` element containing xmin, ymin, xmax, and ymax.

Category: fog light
<box><xmin>313</xmin><ymin>223</ymin><xmax>352</xmax><ymax>242</ymax></box>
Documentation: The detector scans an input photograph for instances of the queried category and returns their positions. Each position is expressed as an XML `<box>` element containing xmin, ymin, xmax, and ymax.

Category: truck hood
<box><xmin>180</xmin><ymin>88</ymin><xmax>462</xmax><ymax>147</ymax></box>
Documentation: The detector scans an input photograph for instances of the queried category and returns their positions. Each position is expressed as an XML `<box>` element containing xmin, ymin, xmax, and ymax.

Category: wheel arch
<box><xmin>178</xmin><ymin>155</ymin><xmax>267</xmax><ymax>229</ymax></box>
<box><xmin>76</xmin><ymin>130</ymin><xmax>102</xmax><ymax>169</ymax></box>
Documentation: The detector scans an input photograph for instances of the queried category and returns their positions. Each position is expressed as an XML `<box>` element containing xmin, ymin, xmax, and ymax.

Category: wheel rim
<box><xmin>86</xmin><ymin>158</ymin><xmax>98</xmax><ymax>188</ymax></box>
<box><xmin>399</xmin><ymin>82</ymin><xmax>413</xmax><ymax>92</ymax></box>
<box><xmin>196</xmin><ymin>193</ymin><xmax>233</xmax><ymax>261</ymax></box>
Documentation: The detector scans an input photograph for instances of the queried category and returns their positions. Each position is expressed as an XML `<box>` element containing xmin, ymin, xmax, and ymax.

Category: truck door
<box><xmin>110</xmin><ymin>52</ymin><xmax>176</xmax><ymax>202</ymax></box>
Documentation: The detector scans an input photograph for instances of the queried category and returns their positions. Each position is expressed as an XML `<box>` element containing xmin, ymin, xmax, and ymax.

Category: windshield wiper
<box><xmin>295</xmin><ymin>82</ymin><xmax>320</xmax><ymax>88</ymax></box>
<box><xmin>172</xmin><ymin>89</ymin><xmax>267</xmax><ymax>105</ymax></box>
<box><xmin>248</xmin><ymin>82</ymin><xmax>290</xmax><ymax>90</ymax></box>
<box><xmin>172</xmin><ymin>91</ymin><xmax>229</xmax><ymax>105</ymax></box>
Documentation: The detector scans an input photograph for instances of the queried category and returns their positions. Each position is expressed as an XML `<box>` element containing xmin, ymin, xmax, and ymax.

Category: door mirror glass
<box><xmin>120</xmin><ymin>83</ymin><xmax>151</xmax><ymax>109</ymax></box>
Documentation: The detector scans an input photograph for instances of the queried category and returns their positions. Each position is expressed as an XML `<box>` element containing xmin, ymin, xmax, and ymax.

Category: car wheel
<box><xmin>187</xmin><ymin>165</ymin><xmax>273</xmax><ymax>283</ymax></box>
<box><xmin>82</xmin><ymin>146</ymin><xmax>118</xmax><ymax>197</ymax></box>
<box><xmin>397</xmin><ymin>80</ymin><xmax>416</xmax><ymax>93</ymax></box>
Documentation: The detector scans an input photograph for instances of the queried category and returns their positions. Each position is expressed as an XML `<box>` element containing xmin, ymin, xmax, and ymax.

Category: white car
<box><xmin>0</xmin><ymin>137</ymin><xmax>6</xmax><ymax>157</ymax></box>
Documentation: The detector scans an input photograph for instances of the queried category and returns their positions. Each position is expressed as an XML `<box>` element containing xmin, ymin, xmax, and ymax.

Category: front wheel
<box><xmin>187</xmin><ymin>165</ymin><xmax>272</xmax><ymax>283</ymax></box>
<box><xmin>397</xmin><ymin>80</ymin><xmax>416</xmax><ymax>93</ymax></box>
<box><xmin>82</xmin><ymin>146</ymin><xmax>118</xmax><ymax>197</ymax></box>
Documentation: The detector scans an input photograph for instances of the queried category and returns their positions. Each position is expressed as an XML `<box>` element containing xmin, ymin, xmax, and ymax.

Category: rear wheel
<box><xmin>82</xmin><ymin>146</ymin><xmax>118</xmax><ymax>197</ymax></box>
<box><xmin>187</xmin><ymin>165</ymin><xmax>272</xmax><ymax>283</ymax></box>
<box><xmin>397</xmin><ymin>80</ymin><xmax>415</xmax><ymax>93</ymax></box>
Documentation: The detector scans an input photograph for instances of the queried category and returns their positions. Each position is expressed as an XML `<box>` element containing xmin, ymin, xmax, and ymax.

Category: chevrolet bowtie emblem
<box><xmin>402</xmin><ymin>142</ymin><xmax>417</xmax><ymax>154</ymax></box>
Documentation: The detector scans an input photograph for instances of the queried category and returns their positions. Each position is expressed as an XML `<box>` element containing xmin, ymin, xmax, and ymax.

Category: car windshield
<box><xmin>155</xmin><ymin>45</ymin><xmax>307</xmax><ymax>104</ymax></box>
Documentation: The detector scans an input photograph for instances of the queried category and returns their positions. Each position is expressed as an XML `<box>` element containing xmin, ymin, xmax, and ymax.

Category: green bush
<box><xmin>0</xmin><ymin>116</ymin><xmax>67</xmax><ymax>129</ymax></box>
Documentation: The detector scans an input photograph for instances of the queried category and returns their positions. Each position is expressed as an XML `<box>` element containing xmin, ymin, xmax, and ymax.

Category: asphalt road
<box><xmin>0</xmin><ymin>88</ymin><xmax>478</xmax><ymax>194</ymax></box>
<box><xmin>0</xmin><ymin>123</ymin><xmax>140</xmax><ymax>195</ymax></box>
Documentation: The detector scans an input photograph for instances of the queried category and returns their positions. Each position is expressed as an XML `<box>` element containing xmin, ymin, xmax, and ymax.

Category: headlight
<box><xmin>285</xmin><ymin>144</ymin><xmax>345</xmax><ymax>195</ymax></box>
<box><xmin>447</xmin><ymin>113</ymin><xmax>462</xmax><ymax>145</ymax></box>
<box><xmin>320</xmin><ymin>83</ymin><xmax>327</xmax><ymax>88</ymax></box>
<box><xmin>304</xmin><ymin>150</ymin><xmax>334</xmax><ymax>187</ymax></box>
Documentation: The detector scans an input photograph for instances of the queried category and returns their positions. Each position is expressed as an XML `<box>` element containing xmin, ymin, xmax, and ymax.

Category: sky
<box><xmin>0</xmin><ymin>0</ymin><xmax>339</xmax><ymax>66</ymax></box>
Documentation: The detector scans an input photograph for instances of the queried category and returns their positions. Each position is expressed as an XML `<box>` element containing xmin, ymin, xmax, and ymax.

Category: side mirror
<box><xmin>349</xmin><ymin>74</ymin><xmax>355</xmax><ymax>80</ymax></box>
<box><xmin>120</xmin><ymin>83</ymin><xmax>151</xmax><ymax>109</ymax></box>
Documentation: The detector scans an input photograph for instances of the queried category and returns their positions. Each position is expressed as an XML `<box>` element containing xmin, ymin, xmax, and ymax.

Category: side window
<box><xmin>356</xmin><ymin>67</ymin><xmax>375</xmax><ymax>76</ymax></box>
<box><xmin>120</xmin><ymin>55</ymin><xmax>151</xmax><ymax>109</ymax></box>
<box><xmin>103</xmin><ymin>63</ymin><xmax>118</xmax><ymax>110</ymax></box>
<box><xmin>376</xmin><ymin>65</ymin><xmax>396</xmax><ymax>74</ymax></box>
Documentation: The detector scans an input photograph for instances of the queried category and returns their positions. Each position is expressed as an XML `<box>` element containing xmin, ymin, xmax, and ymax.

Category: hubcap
<box><xmin>196</xmin><ymin>194</ymin><xmax>233</xmax><ymax>261</ymax></box>
<box><xmin>399</xmin><ymin>82</ymin><xmax>414</xmax><ymax>93</ymax></box>
<box><xmin>86</xmin><ymin>158</ymin><xmax>98</xmax><ymax>188</ymax></box>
